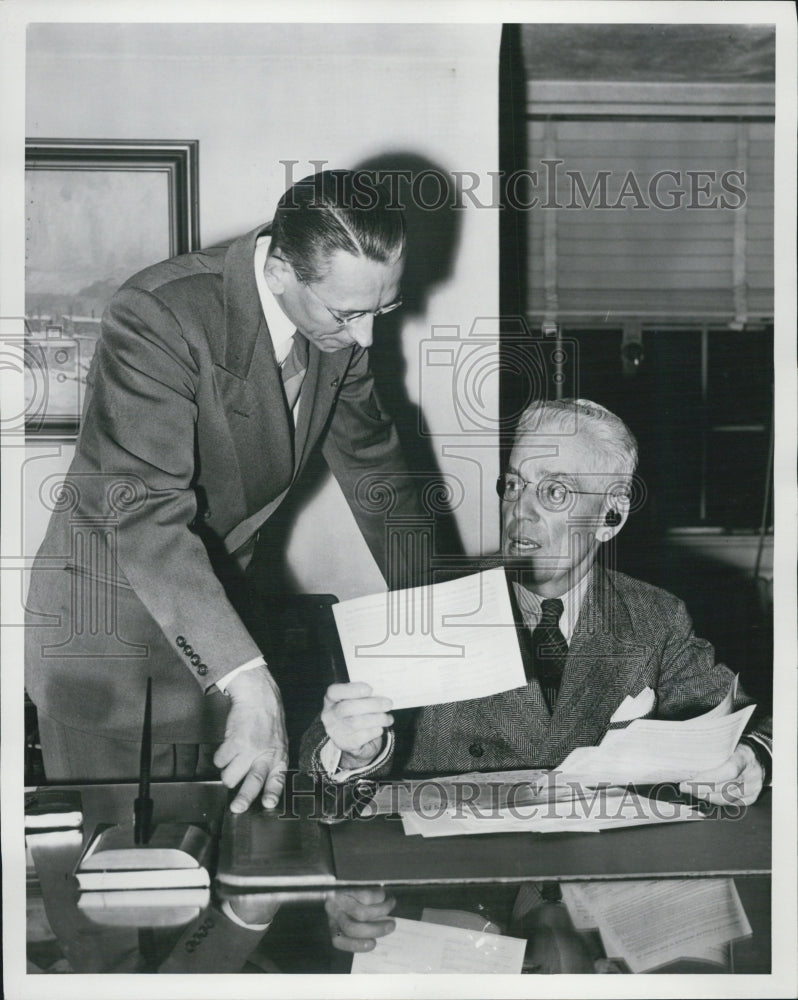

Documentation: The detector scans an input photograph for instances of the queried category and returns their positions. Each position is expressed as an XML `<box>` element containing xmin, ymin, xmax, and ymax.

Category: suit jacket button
<box><xmin>190</xmin><ymin>654</ymin><xmax>201</xmax><ymax>666</ymax></box>
<box><xmin>203</xmin><ymin>510</ymin><xmax>212</xmax><ymax>519</ymax></box>
<box><xmin>176</xmin><ymin>636</ymin><xmax>186</xmax><ymax>648</ymax></box>
<box><xmin>197</xmin><ymin>664</ymin><xmax>208</xmax><ymax>676</ymax></box>
<box><xmin>330</xmin><ymin>377</ymin><xmax>340</xmax><ymax>388</ymax></box>
<box><xmin>469</xmin><ymin>743</ymin><xmax>484</xmax><ymax>757</ymax></box>
<box><xmin>183</xmin><ymin>644</ymin><xmax>194</xmax><ymax>657</ymax></box>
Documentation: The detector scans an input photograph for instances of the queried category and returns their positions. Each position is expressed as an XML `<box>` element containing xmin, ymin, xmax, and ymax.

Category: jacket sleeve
<box><xmin>76</xmin><ymin>286</ymin><xmax>263</xmax><ymax>689</ymax></box>
<box><xmin>654</xmin><ymin>597</ymin><xmax>772</xmax><ymax>763</ymax></box>
<box><xmin>321</xmin><ymin>345</ymin><xmax>425</xmax><ymax>590</ymax></box>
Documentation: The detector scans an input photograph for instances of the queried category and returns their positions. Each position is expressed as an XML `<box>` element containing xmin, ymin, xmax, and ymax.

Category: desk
<box><xmin>25</xmin><ymin>781</ymin><xmax>771</xmax><ymax>976</ymax></box>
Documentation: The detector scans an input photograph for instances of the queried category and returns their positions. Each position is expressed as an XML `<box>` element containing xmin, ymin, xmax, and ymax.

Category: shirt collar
<box><xmin>512</xmin><ymin>569</ymin><xmax>592</xmax><ymax>644</ymax></box>
<box><xmin>254</xmin><ymin>236</ymin><xmax>296</xmax><ymax>364</ymax></box>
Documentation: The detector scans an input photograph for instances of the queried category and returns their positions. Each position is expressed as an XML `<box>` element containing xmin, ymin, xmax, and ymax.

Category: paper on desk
<box><xmin>562</xmin><ymin>878</ymin><xmax>751</xmax><ymax>973</ymax></box>
<box><xmin>398</xmin><ymin>789</ymin><xmax>702</xmax><ymax>837</ymax></box>
<box><xmin>350</xmin><ymin>916</ymin><xmax>526</xmax><ymax>974</ymax></box>
<box><xmin>557</xmin><ymin>695</ymin><xmax>754</xmax><ymax>786</ymax></box>
<box><xmin>332</xmin><ymin>569</ymin><xmax>526</xmax><ymax>710</ymax></box>
<box><xmin>361</xmin><ymin>769</ymin><xmax>561</xmax><ymax>818</ymax></box>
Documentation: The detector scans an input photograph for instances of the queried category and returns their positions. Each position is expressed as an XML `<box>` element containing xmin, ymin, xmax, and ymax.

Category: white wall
<box><xmin>24</xmin><ymin>22</ymin><xmax>501</xmax><ymax>599</ymax></box>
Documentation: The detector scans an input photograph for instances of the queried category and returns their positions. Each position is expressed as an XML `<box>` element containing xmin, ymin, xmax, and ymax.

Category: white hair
<box><xmin>513</xmin><ymin>398</ymin><xmax>638</xmax><ymax>483</ymax></box>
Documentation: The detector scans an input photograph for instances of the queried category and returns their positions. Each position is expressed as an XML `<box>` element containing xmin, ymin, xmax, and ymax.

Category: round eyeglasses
<box><xmin>496</xmin><ymin>474</ymin><xmax>610</xmax><ymax>511</ymax></box>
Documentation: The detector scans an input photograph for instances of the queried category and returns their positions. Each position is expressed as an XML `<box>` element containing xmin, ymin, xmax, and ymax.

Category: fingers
<box><xmin>679</xmin><ymin>747</ymin><xmax>763</xmax><ymax>806</ymax></box>
<box><xmin>326</xmin><ymin>889</ymin><xmax>397</xmax><ymax>952</ymax></box>
<box><xmin>261</xmin><ymin>762</ymin><xmax>287</xmax><ymax>810</ymax></box>
<box><xmin>321</xmin><ymin>686</ymin><xmax>393</xmax><ymax>757</ymax></box>
<box><xmin>230</xmin><ymin>760</ymin><xmax>270</xmax><ymax>814</ymax></box>
<box><xmin>324</xmin><ymin>682</ymin><xmax>374</xmax><ymax>706</ymax></box>
<box><xmin>332</xmin><ymin>914</ymin><xmax>396</xmax><ymax>951</ymax></box>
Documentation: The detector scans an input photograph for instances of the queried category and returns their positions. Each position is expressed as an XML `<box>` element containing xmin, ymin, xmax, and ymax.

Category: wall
<box><xmin>23</xmin><ymin>22</ymin><xmax>501</xmax><ymax>599</ymax></box>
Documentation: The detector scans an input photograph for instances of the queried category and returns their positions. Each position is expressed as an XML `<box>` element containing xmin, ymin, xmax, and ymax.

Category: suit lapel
<box><xmin>213</xmin><ymin>225</ymin><xmax>294</xmax><ymax>511</ymax></box>
<box><xmin>539</xmin><ymin>566</ymin><xmax>648</xmax><ymax>765</ymax></box>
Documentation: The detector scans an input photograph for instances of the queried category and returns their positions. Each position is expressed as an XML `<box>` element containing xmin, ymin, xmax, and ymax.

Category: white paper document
<box><xmin>350</xmin><ymin>916</ymin><xmax>526</xmax><ymax>974</ymax></box>
<box><xmin>557</xmin><ymin>679</ymin><xmax>754</xmax><ymax>785</ymax></box>
<box><xmin>332</xmin><ymin>568</ymin><xmax>526</xmax><ymax>710</ymax></box>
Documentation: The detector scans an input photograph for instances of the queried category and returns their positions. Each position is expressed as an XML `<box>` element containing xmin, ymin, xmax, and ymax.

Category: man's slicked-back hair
<box><xmin>269</xmin><ymin>170</ymin><xmax>406</xmax><ymax>283</ymax></box>
<box><xmin>514</xmin><ymin>398</ymin><xmax>639</xmax><ymax>482</ymax></box>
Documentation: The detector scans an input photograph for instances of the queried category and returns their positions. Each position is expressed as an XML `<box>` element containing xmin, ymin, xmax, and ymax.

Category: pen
<box><xmin>134</xmin><ymin>676</ymin><xmax>154</xmax><ymax>845</ymax></box>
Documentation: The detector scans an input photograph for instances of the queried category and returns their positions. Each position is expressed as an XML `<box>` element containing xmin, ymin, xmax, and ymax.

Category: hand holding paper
<box><xmin>680</xmin><ymin>741</ymin><xmax>765</xmax><ymax>806</ymax></box>
<box><xmin>321</xmin><ymin>682</ymin><xmax>393</xmax><ymax>769</ymax></box>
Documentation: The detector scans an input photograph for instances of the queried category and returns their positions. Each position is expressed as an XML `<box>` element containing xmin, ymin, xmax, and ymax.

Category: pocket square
<box><xmin>609</xmin><ymin>687</ymin><xmax>656</xmax><ymax>724</ymax></box>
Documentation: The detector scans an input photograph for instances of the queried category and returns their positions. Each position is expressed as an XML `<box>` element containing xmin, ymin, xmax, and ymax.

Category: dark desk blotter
<box><xmin>329</xmin><ymin>789</ymin><xmax>771</xmax><ymax>884</ymax></box>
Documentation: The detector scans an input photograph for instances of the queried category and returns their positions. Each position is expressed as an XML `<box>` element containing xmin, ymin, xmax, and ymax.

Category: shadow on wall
<box><xmin>252</xmin><ymin>153</ymin><xmax>466</xmax><ymax>593</ymax></box>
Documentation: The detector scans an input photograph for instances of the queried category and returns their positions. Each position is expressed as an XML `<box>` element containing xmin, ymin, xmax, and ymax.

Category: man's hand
<box><xmin>679</xmin><ymin>743</ymin><xmax>765</xmax><ymax>806</ymax></box>
<box><xmin>214</xmin><ymin>666</ymin><xmax>288</xmax><ymax>813</ymax></box>
<box><xmin>325</xmin><ymin>887</ymin><xmax>396</xmax><ymax>953</ymax></box>
<box><xmin>321</xmin><ymin>682</ymin><xmax>393</xmax><ymax>770</ymax></box>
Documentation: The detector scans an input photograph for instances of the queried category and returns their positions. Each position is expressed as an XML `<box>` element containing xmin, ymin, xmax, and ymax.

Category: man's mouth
<box><xmin>507</xmin><ymin>534</ymin><xmax>541</xmax><ymax>553</ymax></box>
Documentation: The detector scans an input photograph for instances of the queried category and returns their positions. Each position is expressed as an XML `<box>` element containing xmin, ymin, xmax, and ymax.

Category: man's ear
<box><xmin>264</xmin><ymin>252</ymin><xmax>293</xmax><ymax>295</ymax></box>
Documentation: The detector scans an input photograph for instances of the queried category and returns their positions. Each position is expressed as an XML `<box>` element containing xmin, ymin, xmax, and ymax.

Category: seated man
<box><xmin>301</xmin><ymin>399</ymin><xmax>771</xmax><ymax>805</ymax></box>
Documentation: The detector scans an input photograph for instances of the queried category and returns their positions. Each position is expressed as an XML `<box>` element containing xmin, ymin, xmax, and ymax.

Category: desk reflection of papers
<box><xmin>559</xmin><ymin>879</ymin><xmax>752</xmax><ymax>973</ymax></box>
<box><xmin>351</xmin><ymin>916</ymin><xmax>527</xmax><ymax>975</ymax></box>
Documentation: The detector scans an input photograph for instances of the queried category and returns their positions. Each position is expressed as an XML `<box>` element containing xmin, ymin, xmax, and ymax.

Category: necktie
<box><xmin>280</xmin><ymin>332</ymin><xmax>308</xmax><ymax>413</ymax></box>
<box><xmin>531</xmin><ymin>597</ymin><xmax>568</xmax><ymax>711</ymax></box>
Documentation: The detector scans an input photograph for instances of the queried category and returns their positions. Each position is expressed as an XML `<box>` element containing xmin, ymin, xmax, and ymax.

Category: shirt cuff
<box><xmin>220</xmin><ymin>898</ymin><xmax>274</xmax><ymax>931</ymax></box>
<box><xmin>318</xmin><ymin>733</ymin><xmax>393</xmax><ymax>782</ymax></box>
<box><xmin>214</xmin><ymin>656</ymin><xmax>267</xmax><ymax>695</ymax></box>
<box><xmin>739</xmin><ymin>732</ymin><xmax>772</xmax><ymax>786</ymax></box>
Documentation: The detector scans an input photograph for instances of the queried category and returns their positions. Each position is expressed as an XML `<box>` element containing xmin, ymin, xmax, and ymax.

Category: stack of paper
<box><xmin>557</xmin><ymin>678</ymin><xmax>754</xmax><ymax>786</ymax></box>
<box><xmin>560</xmin><ymin>878</ymin><xmax>751</xmax><ymax>972</ymax></box>
<box><xmin>361</xmin><ymin>769</ymin><xmax>703</xmax><ymax>838</ymax></box>
<box><xmin>397</xmin><ymin>787</ymin><xmax>703</xmax><ymax>838</ymax></box>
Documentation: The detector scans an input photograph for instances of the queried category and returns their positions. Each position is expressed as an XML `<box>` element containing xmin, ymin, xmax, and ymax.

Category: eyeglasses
<box><xmin>496</xmin><ymin>474</ymin><xmax>611</xmax><ymax>511</ymax></box>
<box><xmin>301</xmin><ymin>280</ymin><xmax>402</xmax><ymax>327</ymax></box>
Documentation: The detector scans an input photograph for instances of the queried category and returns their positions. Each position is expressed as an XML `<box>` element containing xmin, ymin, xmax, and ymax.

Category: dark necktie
<box><xmin>531</xmin><ymin>597</ymin><xmax>568</xmax><ymax>711</ymax></box>
<box><xmin>280</xmin><ymin>332</ymin><xmax>308</xmax><ymax>413</ymax></box>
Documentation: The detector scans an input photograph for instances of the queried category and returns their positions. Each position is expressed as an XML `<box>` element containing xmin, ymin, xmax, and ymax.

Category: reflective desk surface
<box><xmin>25</xmin><ymin>781</ymin><xmax>771</xmax><ymax>976</ymax></box>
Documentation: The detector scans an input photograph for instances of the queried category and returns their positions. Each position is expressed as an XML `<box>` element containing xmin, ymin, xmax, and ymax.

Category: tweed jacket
<box><xmin>301</xmin><ymin>566</ymin><xmax>772</xmax><ymax>776</ymax></box>
<box><xmin>25</xmin><ymin>224</ymin><xmax>419</xmax><ymax>742</ymax></box>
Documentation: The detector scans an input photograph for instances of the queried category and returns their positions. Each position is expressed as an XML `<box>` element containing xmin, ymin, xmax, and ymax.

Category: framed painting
<box><xmin>24</xmin><ymin>139</ymin><xmax>199</xmax><ymax>436</ymax></box>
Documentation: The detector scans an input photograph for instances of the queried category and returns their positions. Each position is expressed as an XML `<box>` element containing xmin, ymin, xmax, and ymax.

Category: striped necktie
<box><xmin>280</xmin><ymin>332</ymin><xmax>308</xmax><ymax>412</ymax></box>
<box><xmin>531</xmin><ymin>597</ymin><xmax>568</xmax><ymax>711</ymax></box>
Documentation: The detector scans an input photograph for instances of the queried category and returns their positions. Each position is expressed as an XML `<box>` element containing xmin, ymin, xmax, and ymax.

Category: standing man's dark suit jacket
<box><xmin>25</xmin><ymin>224</ymin><xmax>419</xmax><ymax>744</ymax></box>
<box><xmin>301</xmin><ymin>566</ymin><xmax>772</xmax><ymax>775</ymax></box>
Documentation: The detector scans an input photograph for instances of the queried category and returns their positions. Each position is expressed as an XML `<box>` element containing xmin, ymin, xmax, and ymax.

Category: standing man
<box><xmin>26</xmin><ymin>170</ymin><xmax>420</xmax><ymax>812</ymax></box>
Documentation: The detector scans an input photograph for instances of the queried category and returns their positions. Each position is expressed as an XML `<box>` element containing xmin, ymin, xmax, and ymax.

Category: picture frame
<box><xmin>24</xmin><ymin>139</ymin><xmax>200</xmax><ymax>436</ymax></box>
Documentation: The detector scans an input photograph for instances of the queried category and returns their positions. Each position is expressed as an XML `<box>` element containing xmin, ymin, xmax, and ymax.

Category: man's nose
<box><xmin>515</xmin><ymin>485</ymin><xmax>541</xmax><ymax>520</ymax></box>
<box><xmin>349</xmin><ymin>315</ymin><xmax>374</xmax><ymax>348</ymax></box>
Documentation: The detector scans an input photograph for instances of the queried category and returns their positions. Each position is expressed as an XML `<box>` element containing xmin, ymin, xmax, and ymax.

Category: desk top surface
<box><xmin>24</xmin><ymin>780</ymin><xmax>772</xmax><ymax>976</ymax></box>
